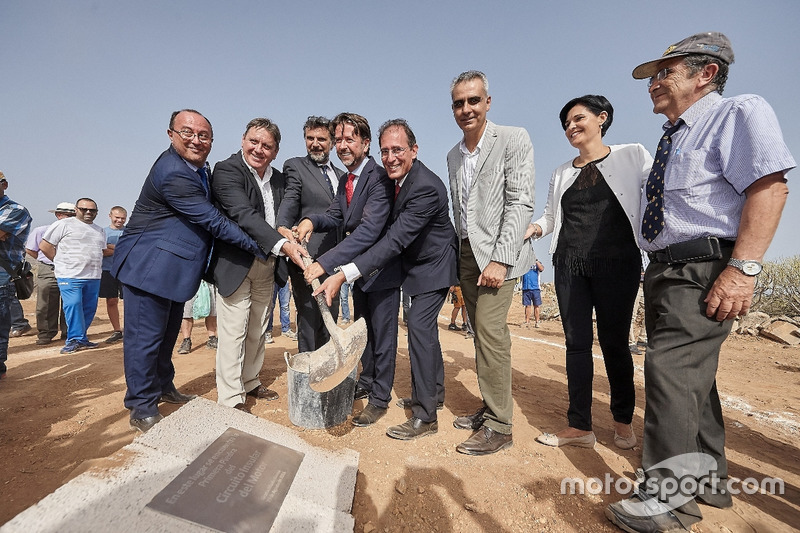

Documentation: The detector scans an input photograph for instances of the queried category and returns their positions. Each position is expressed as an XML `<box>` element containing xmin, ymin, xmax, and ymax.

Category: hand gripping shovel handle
<box><xmin>301</xmin><ymin>254</ymin><xmax>338</xmax><ymax>333</ymax></box>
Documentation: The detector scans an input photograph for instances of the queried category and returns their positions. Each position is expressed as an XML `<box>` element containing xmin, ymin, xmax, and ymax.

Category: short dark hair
<box><xmin>331</xmin><ymin>113</ymin><xmax>371</xmax><ymax>153</ymax></box>
<box><xmin>303</xmin><ymin>116</ymin><xmax>333</xmax><ymax>139</ymax></box>
<box><xmin>684</xmin><ymin>54</ymin><xmax>729</xmax><ymax>95</ymax></box>
<box><xmin>75</xmin><ymin>197</ymin><xmax>97</xmax><ymax>208</ymax></box>
<box><xmin>559</xmin><ymin>95</ymin><xmax>614</xmax><ymax>137</ymax></box>
<box><xmin>378</xmin><ymin>119</ymin><xmax>416</xmax><ymax>148</ymax></box>
<box><xmin>169</xmin><ymin>109</ymin><xmax>213</xmax><ymax>135</ymax></box>
<box><xmin>244</xmin><ymin>118</ymin><xmax>281</xmax><ymax>147</ymax></box>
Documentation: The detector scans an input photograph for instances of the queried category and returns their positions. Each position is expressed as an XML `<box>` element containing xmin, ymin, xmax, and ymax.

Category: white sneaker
<box><xmin>265</xmin><ymin>332</ymin><xmax>274</xmax><ymax>344</ymax></box>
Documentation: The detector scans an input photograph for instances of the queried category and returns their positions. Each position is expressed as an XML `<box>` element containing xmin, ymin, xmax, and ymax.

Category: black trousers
<box><xmin>353</xmin><ymin>285</ymin><xmax>400</xmax><ymax>409</ymax></box>
<box><xmin>288</xmin><ymin>263</ymin><xmax>338</xmax><ymax>353</ymax></box>
<box><xmin>554</xmin><ymin>266</ymin><xmax>639</xmax><ymax>431</ymax></box>
<box><xmin>407</xmin><ymin>288</ymin><xmax>448</xmax><ymax>423</ymax></box>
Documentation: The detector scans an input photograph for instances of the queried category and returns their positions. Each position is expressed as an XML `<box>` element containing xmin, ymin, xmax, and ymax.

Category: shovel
<box><xmin>299</xmin><ymin>255</ymin><xmax>368</xmax><ymax>392</ymax></box>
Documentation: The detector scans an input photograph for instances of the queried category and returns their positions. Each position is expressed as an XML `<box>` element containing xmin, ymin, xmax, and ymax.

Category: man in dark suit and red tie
<box><xmin>277</xmin><ymin>116</ymin><xmax>345</xmax><ymax>353</ymax></box>
<box><xmin>311</xmin><ymin>119</ymin><xmax>458</xmax><ymax>440</ymax></box>
<box><xmin>296</xmin><ymin>112</ymin><xmax>400</xmax><ymax>428</ymax></box>
<box><xmin>113</xmin><ymin>109</ymin><xmax>288</xmax><ymax>433</ymax></box>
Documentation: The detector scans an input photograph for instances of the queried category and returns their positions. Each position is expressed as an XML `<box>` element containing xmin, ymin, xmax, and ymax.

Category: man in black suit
<box><xmin>312</xmin><ymin>119</ymin><xmax>458</xmax><ymax>439</ymax></box>
<box><xmin>297</xmin><ymin>112</ymin><xmax>400</xmax><ymax>428</ymax></box>
<box><xmin>208</xmin><ymin>118</ymin><xmax>307</xmax><ymax>409</ymax></box>
<box><xmin>277</xmin><ymin>116</ymin><xmax>345</xmax><ymax>353</ymax></box>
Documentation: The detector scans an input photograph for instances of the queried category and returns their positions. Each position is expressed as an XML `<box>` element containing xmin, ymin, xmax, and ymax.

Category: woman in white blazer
<box><xmin>526</xmin><ymin>95</ymin><xmax>653</xmax><ymax>450</ymax></box>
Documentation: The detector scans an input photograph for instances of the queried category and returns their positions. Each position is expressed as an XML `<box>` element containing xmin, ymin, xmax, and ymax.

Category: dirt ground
<box><xmin>1</xmin><ymin>297</ymin><xmax>799</xmax><ymax>532</ymax></box>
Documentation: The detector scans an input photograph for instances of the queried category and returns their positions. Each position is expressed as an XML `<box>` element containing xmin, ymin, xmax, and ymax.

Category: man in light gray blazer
<box><xmin>446</xmin><ymin>70</ymin><xmax>535</xmax><ymax>455</ymax></box>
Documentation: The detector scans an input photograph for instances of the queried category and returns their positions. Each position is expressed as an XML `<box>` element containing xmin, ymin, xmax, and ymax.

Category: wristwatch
<box><xmin>727</xmin><ymin>258</ymin><xmax>762</xmax><ymax>276</ymax></box>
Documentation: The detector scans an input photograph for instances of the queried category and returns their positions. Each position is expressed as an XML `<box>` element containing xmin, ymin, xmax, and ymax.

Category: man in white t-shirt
<box><xmin>40</xmin><ymin>198</ymin><xmax>107</xmax><ymax>354</ymax></box>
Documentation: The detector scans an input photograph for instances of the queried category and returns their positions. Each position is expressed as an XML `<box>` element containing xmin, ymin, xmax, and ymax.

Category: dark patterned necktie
<box><xmin>320</xmin><ymin>166</ymin><xmax>334</xmax><ymax>195</ymax></box>
<box><xmin>197</xmin><ymin>166</ymin><xmax>209</xmax><ymax>197</ymax></box>
<box><xmin>641</xmin><ymin>119</ymin><xmax>684</xmax><ymax>242</ymax></box>
<box><xmin>345</xmin><ymin>173</ymin><xmax>355</xmax><ymax>206</ymax></box>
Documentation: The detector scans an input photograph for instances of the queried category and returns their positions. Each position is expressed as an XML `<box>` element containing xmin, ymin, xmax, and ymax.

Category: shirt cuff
<box><xmin>340</xmin><ymin>262</ymin><xmax>362</xmax><ymax>283</ymax></box>
<box><xmin>271</xmin><ymin>238</ymin><xmax>288</xmax><ymax>257</ymax></box>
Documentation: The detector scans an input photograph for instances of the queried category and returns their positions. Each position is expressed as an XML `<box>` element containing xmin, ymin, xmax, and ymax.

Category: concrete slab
<box><xmin>1</xmin><ymin>398</ymin><xmax>358</xmax><ymax>533</ymax></box>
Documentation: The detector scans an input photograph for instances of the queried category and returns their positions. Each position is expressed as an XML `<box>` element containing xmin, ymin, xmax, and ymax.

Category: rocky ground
<box><xmin>1</xmin><ymin>297</ymin><xmax>798</xmax><ymax>532</ymax></box>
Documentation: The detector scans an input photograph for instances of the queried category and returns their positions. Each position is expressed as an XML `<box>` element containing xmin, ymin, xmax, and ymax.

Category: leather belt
<box><xmin>647</xmin><ymin>237</ymin><xmax>734</xmax><ymax>264</ymax></box>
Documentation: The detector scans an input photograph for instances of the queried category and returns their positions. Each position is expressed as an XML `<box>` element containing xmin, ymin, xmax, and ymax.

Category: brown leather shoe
<box><xmin>352</xmin><ymin>403</ymin><xmax>387</xmax><ymax>427</ymax></box>
<box><xmin>453</xmin><ymin>406</ymin><xmax>487</xmax><ymax>430</ymax></box>
<box><xmin>386</xmin><ymin>417</ymin><xmax>438</xmax><ymax>440</ymax></box>
<box><xmin>456</xmin><ymin>426</ymin><xmax>513</xmax><ymax>455</ymax></box>
<box><xmin>247</xmin><ymin>385</ymin><xmax>279</xmax><ymax>401</ymax></box>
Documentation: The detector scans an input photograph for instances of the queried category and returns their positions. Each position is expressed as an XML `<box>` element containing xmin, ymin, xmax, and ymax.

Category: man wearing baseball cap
<box><xmin>605</xmin><ymin>32</ymin><xmax>794</xmax><ymax>532</ymax></box>
<box><xmin>25</xmin><ymin>202</ymin><xmax>76</xmax><ymax>345</ymax></box>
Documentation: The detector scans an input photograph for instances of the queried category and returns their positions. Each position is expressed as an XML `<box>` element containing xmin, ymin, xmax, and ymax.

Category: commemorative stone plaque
<box><xmin>146</xmin><ymin>428</ymin><xmax>304</xmax><ymax>532</ymax></box>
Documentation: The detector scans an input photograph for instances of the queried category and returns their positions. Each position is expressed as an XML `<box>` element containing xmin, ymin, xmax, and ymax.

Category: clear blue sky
<box><xmin>2</xmin><ymin>1</ymin><xmax>798</xmax><ymax>283</ymax></box>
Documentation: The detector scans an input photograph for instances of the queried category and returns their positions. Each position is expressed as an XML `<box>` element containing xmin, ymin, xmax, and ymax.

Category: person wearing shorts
<box><xmin>522</xmin><ymin>260</ymin><xmax>544</xmax><ymax>327</ymax></box>
<box><xmin>448</xmin><ymin>285</ymin><xmax>467</xmax><ymax>331</ymax></box>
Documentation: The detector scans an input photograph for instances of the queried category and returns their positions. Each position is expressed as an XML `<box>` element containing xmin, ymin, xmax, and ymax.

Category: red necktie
<box><xmin>345</xmin><ymin>173</ymin><xmax>355</xmax><ymax>206</ymax></box>
<box><xmin>395</xmin><ymin>183</ymin><xmax>401</xmax><ymax>199</ymax></box>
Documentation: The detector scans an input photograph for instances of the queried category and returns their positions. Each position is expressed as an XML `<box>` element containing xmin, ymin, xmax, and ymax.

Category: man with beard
<box><xmin>297</xmin><ymin>112</ymin><xmax>400</xmax><ymax>428</ymax></box>
<box><xmin>277</xmin><ymin>116</ymin><xmax>345</xmax><ymax>353</ymax></box>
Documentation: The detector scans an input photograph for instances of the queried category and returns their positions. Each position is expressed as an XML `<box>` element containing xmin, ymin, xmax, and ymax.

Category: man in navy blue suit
<box><xmin>297</xmin><ymin>112</ymin><xmax>400</xmax><ymax>428</ymax></box>
<box><xmin>312</xmin><ymin>120</ymin><xmax>458</xmax><ymax>439</ymax></box>
<box><xmin>112</xmin><ymin>109</ymin><xmax>272</xmax><ymax>433</ymax></box>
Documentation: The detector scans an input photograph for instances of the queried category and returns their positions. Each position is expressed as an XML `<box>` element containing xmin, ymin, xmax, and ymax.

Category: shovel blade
<box><xmin>309</xmin><ymin>317</ymin><xmax>368</xmax><ymax>393</ymax></box>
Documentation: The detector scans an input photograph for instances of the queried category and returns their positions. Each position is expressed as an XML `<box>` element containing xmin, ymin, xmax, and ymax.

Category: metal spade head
<box><xmin>308</xmin><ymin>317</ymin><xmax>367</xmax><ymax>392</ymax></box>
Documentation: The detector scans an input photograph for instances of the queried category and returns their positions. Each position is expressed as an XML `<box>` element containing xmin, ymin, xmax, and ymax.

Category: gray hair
<box><xmin>450</xmin><ymin>70</ymin><xmax>489</xmax><ymax>96</ymax></box>
<box><xmin>684</xmin><ymin>54</ymin><xmax>729</xmax><ymax>95</ymax></box>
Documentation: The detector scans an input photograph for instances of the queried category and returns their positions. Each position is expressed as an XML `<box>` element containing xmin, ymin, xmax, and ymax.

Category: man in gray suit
<box><xmin>277</xmin><ymin>116</ymin><xmax>344</xmax><ymax>353</ymax></box>
<box><xmin>447</xmin><ymin>70</ymin><xmax>535</xmax><ymax>455</ymax></box>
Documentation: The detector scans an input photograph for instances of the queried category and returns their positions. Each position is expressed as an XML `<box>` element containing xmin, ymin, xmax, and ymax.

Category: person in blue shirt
<box><xmin>521</xmin><ymin>259</ymin><xmax>544</xmax><ymax>327</ymax></box>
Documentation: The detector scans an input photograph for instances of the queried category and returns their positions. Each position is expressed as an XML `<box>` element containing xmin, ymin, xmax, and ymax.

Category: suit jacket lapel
<box><xmin>305</xmin><ymin>156</ymin><xmax>334</xmax><ymax>200</ymax></box>
<box><xmin>473</xmin><ymin>121</ymin><xmax>497</xmax><ymax>185</ymax></box>
<box><xmin>238</xmin><ymin>152</ymin><xmax>266</xmax><ymax>216</ymax></box>
<box><xmin>394</xmin><ymin>160</ymin><xmax>418</xmax><ymax>217</ymax></box>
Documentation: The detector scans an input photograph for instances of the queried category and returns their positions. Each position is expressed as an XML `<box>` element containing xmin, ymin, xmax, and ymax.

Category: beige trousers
<box><xmin>215</xmin><ymin>257</ymin><xmax>275</xmax><ymax>407</ymax></box>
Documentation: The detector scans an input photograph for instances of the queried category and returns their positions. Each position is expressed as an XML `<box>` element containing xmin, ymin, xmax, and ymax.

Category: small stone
<box><xmin>363</xmin><ymin>521</ymin><xmax>376</xmax><ymax>533</ymax></box>
<box><xmin>417</xmin><ymin>486</ymin><xmax>425</xmax><ymax>494</ymax></box>
<box><xmin>465</xmin><ymin>502</ymin><xmax>479</xmax><ymax>512</ymax></box>
<box><xmin>395</xmin><ymin>478</ymin><xmax>407</xmax><ymax>494</ymax></box>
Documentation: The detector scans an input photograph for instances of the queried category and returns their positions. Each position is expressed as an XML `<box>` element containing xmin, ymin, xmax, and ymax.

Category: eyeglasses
<box><xmin>380</xmin><ymin>147</ymin><xmax>409</xmax><ymax>158</ymax></box>
<box><xmin>451</xmin><ymin>96</ymin><xmax>483</xmax><ymax>110</ymax></box>
<box><xmin>76</xmin><ymin>207</ymin><xmax>98</xmax><ymax>214</ymax></box>
<box><xmin>170</xmin><ymin>129</ymin><xmax>213</xmax><ymax>143</ymax></box>
<box><xmin>648</xmin><ymin>67</ymin><xmax>674</xmax><ymax>88</ymax></box>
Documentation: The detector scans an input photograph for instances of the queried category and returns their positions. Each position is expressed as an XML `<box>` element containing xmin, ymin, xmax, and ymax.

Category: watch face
<box><xmin>742</xmin><ymin>261</ymin><xmax>762</xmax><ymax>275</ymax></box>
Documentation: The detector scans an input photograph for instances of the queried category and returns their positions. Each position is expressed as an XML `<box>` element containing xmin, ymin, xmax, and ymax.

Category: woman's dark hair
<box><xmin>559</xmin><ymin>95</ymin><xmax>614</xmax><ymax>137</ymax></box>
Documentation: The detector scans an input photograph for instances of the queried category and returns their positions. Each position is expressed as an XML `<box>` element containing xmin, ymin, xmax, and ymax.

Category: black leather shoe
<box><xmin>159</xmin><ymin>389</ymin><xmax>197</xmax><ymax>404</ymax></box>
<box><xmin>456</xmin><ymin>426</ymin><xmax>513</xmax><ymax>455</ymax></box>
<box><xmin>352</xmin><ymin>403</ymin><xmax>387</xmax><ymax>427</ymax></box>
<box><xmin>130</xmin><ymin>413</ymin><xmax>164</xmax><ymax>433</ymax></box>
<box><xmin>396</xmin><ymin>397</ymin><xmax>444</xmax><ymax>410</ymax></box>
<box><xmin>353</xmin><ymin>386</ymin><xmax>370</xmax><ymax>401</ymax></box>
<box><xmin>605</xmin><ymin>489</ymin><xmax>694</xmax><ymax>532</ymax></box>
<box><xmin>386</xmin><ymin>417</ymin><xmax>438</xmax><ymax>440</ymax></box>
<box><xmin>453</xmin><ymin>406</ymin><xmax>487</xmax><ymax>430</ymax></box>
<box><xmin>247</xmin><ymin>385</ymin><xmax>279</xmax><ymax>401</ymax></box>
